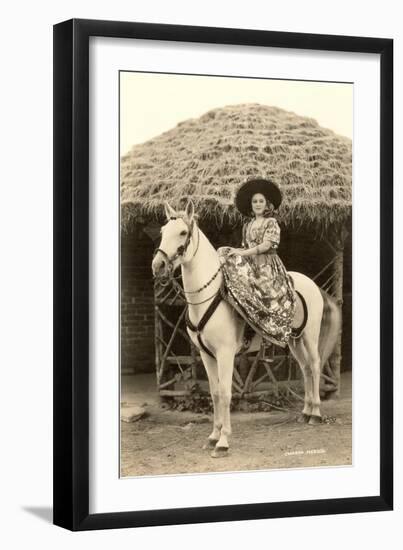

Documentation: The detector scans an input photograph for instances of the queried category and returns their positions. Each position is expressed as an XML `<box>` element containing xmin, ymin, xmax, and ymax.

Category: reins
<box><xmin>182</xmin><ymin>264</ymin><xmax>221</xmax><ymax>295</ymax></box>
<box><xmin>172</xmin><ymin>278</ymin><xmax>221</xmax><ymax>306</ymax></box>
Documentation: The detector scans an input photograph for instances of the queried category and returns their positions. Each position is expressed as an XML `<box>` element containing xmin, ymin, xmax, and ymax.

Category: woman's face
<box><xmin>251</xmin><ymin>193</ymin><xmax>267</xmax><ymax>216</ymax></box>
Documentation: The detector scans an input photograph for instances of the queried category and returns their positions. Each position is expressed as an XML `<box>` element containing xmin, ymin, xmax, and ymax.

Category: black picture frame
<box><xmin>53</xmin><ymin>18</ymin><xmax>393</xmax><ymax>531</ymax></box>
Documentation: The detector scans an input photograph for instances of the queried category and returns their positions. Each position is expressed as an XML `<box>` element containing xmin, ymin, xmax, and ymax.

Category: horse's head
<box><xmin>152</xmin><ymin>200</ymin><xmax>198</xmax><ymax>279</ymax></box>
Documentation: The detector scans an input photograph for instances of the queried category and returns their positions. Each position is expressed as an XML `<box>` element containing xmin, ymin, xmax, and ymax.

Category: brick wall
<box><xmin>121</xmin><ymin>225</ymin><xmax>155</xmax><ymax>374</ymax></box>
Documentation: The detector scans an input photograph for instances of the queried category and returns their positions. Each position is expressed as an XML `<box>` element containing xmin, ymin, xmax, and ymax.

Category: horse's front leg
<box><xmin>200</xmin><ymin>351</ymin><xmax>221</xmax><ymax>448</ymax></box>
<box><xmin>211</xmin><ymin>349</ymin><xmax>235</xmax><ymax>458</ymax></box>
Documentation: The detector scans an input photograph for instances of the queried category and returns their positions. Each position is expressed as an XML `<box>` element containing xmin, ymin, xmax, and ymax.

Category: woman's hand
<box><xmin>236</xmin><ymin>243</ymin><xmax>272</xmax><ymax>258</ymax></box>
<box><xmin>227</xmin><ymin>247</ymin><xmax>244</xmax><ymax>257</ymax></box>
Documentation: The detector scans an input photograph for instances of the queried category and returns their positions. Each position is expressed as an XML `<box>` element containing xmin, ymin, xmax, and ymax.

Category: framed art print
<box><xmin>53</xmin><ymin>19</ymin><xmax>393</xmax><ymax>530</ymax></box>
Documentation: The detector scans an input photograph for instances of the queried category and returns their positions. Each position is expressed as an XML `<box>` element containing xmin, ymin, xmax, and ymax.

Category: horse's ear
<box><xmin>164</xmin><ymin>202</ymin><xmax>177</xmax><ymax>220</ymax></box>
<box><xmin>185</xmin><ymin>199</ymin><xmax>195</xmax><ymax>223</ymax></box>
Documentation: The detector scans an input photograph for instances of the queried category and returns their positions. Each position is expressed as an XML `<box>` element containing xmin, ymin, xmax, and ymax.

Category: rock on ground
<box><xmin>121</xmin><ymin>405</ymin><xmax>146</xmax><ymax>423</ymax></box>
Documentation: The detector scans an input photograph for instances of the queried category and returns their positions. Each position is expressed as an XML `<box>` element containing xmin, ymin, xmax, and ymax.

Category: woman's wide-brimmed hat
<box><xmin>235</xmin><ymin>178</ymin><xmax>282</xmax><ymax>216</ymax></box>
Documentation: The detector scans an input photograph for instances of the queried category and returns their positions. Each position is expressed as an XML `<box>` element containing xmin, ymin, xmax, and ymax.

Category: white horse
<box><xmin>152</xmin><ymin>201</ymin><xmax>341</xmax><ymax>458</ymax></box>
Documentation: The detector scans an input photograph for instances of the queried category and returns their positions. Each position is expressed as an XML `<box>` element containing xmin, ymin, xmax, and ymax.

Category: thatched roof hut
<box><xmin>121</xmin><ymin>103</ymin><xmax>351</xmax><ymax>234</ymax></box>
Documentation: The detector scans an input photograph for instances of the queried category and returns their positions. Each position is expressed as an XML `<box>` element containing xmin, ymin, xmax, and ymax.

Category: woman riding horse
<box><xmin>218</xmin><ymin>178</ymin><xmax>296</xmax><ymax>348</ymax></box>
<box><xmin>152</xmin><ymin>183</ymin><xmax>340</xmax><ymax>457</ymax></box>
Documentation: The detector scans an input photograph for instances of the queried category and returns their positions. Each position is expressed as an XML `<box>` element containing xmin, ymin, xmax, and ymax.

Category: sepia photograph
<box><xmin>119</xmin><ymin>71</ymin><xmax>353</xmax><ymax>477</ymax></box>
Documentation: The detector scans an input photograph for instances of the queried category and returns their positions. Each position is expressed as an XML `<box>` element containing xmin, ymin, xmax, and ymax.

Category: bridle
<box><xmin>153</xmin><ymin>217</ymin><xmax>221</xmax><ymax>305</ymax></box>
<box><xmin>153</xmin><ymin>217</ymin><xmax>199</xmax><ymax>271</ymax></box>
<box><xmin>153</xmin><ymin>215</ymin><xmax>225</xmax><ymax>359</ymax></box>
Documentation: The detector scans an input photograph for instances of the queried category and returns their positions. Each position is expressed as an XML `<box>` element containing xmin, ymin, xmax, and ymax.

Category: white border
<box><xmin>89</xmin><ymin>37</ymin><xmax>380</xmax><ymax>514</ymax></box>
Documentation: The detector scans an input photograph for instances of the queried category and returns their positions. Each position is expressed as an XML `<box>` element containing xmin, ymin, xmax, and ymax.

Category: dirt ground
<box><xmin>120</xmin><ymin>372</ymin><xmax>352</xmax><ymax>477</ymax></box>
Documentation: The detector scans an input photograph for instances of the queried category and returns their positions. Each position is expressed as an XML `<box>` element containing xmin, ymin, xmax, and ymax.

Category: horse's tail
<box><xmin>318</xmin><ymin>289</ymin><xmax>341</xmax><ymax>368</ymax></box>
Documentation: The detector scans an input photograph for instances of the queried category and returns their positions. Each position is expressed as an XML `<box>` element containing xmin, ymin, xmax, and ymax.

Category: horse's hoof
<box><xmin>308</xmin><ymin>415</ymin><xmax>322</xmax><ymax>426</ymax></box>
<box><xmin>210</xmin><ymin>446</ymin><xmax>229</xmax><ymax>459</ymax></box>
<box><xmin>203</xmin><ymin>439</ymin><xmax>218</xmax><ymax>450</ymax></box>
<box><xmin>297</xmin><ymin>413</ymin><xmax>311</xmax><ymax>424</ymax></box>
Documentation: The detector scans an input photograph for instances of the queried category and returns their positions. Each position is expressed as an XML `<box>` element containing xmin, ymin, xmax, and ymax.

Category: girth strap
<box><xmin>185</xmin><ymin>290</ymin><xmax>223</xmax><ymax>358</ymax></box>
<box><xmin>291</xmin><ymin>290</ymin><xmax>308</xmax><ymax>339</ymax></box>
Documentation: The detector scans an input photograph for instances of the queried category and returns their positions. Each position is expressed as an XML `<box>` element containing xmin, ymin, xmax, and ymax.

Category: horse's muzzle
<box><xmin>152</xmin><ymin>252</ymin><xmax>168</xmax><ymax>278</ymax></box>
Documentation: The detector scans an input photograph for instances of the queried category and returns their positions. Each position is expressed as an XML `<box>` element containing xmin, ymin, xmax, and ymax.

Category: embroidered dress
<box><xmin>218</xmin><ymin>217</ymin><xmax>296</xmax><ymax>347</ymax></box>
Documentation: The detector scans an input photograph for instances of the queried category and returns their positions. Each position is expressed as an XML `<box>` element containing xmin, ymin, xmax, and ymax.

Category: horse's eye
<box><xmin>180</xmin><ymin>230</ymin><xmax>187</xmax><ymax>237</ymax></box>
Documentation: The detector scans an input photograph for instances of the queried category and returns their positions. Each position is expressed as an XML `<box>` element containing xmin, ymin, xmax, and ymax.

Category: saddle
<box><xmin>239</xmin><ymin>289</ymin><xmax>308</xmax><ymax>348</ymax></box>
<box><xmin>185</xmin><ymin>283</ymin><xmax>308</xmax><ymax>359</ymax></box>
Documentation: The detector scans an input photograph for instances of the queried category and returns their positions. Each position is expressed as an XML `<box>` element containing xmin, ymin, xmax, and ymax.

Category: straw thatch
<box><xmin>121</xmin><ymin>104</ymin><xmax>352</xmax><ymax>233</ymax></box>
